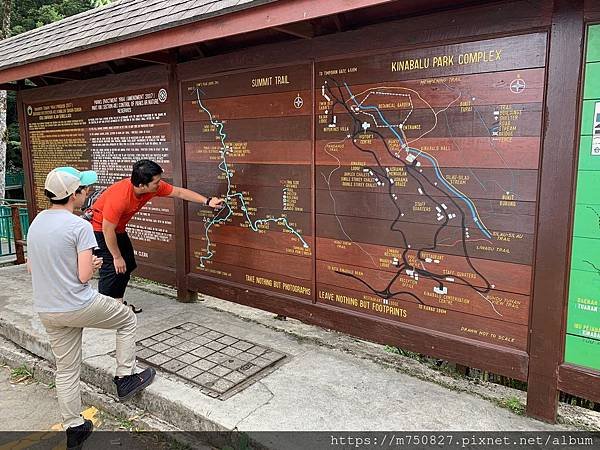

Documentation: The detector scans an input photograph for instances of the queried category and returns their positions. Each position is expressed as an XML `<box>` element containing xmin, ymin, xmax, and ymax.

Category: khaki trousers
<box><xmin>38</xmin><ymin>293</ymin><xmax>137</xmax><ymax>428</ymax></box>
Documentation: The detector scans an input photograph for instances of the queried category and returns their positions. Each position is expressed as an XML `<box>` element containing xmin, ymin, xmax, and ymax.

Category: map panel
<box><xmin>182</xmin><ymin>65</ymin><xmax>314</xmax><ymax>299</ymax></box>
<box><xmin>314</xmin><ymin>34</ymin><xmax>547</xmax><ymax>350</ymax></box>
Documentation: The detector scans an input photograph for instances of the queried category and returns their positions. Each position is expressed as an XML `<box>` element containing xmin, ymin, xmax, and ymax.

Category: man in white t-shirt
<box><xmin>27</xmin><ymin>167</ymin><xmax>156</xmax><ymax>450</ymax></box>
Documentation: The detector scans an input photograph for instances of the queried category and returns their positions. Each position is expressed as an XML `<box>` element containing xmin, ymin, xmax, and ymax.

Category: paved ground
<box><xmin>1</xmin><ymin>263</ymin><xmax>599</xmax><ymax>449</ymax></box>
<box><xmin>1</xmin><ymin>363</ymin><xmax>62</xmax><ymax>431</ymax></box>
<box><xmin>0</xmin><ymin>364</ymin><xmax>207</xmax><ymax>449</ymax></box>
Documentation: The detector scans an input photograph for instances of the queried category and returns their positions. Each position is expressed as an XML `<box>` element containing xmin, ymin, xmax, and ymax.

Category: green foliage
<box><xmin>498</xmin><ymin>396</ymin><xmax>525</xmax><ymax>415</ymax></box>
<box><xmin>10</xmin><ymin>1</ymin><xmax>112</xmax><ymax>36</ymax></box>
<box><xmin>1</xmin><ymin>0</ymin><xmax>114</xmax><ymax>171</ymax></box>
<box><xmin>10</xmin><ymin>365</ymin><xmax>33</xmax><ymax>383</ymax></box>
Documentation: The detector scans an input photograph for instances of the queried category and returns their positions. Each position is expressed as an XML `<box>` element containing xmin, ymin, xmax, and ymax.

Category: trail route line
<box><xmin>320</xmin><ymin>78</ymin><xmax>503</xmax><ymax>315</ymax></box>
<box><xmin>194</xmin><ymin>89</ymin><xmax>309</xmax><ymax>268</ymax></box>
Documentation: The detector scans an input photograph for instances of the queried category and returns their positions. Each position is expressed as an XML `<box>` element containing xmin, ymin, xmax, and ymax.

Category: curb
<box><xmin>0</xmin><ymin>334</ymin><xmax>178</xmax><ymax>433</ymax></box>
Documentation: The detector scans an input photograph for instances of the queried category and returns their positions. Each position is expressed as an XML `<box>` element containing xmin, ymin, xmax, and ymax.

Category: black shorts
<box><xmin>94</xmin><ymin>231</ymin><xmax>137</xmax><ymax>298</ymax></box>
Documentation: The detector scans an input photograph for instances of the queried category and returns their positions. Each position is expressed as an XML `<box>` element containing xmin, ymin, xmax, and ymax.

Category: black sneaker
<box><xmin>113</xmin><ymin>367</ymin><xmax>156</xmax><ymax>401</ymax></box>
<box><xmin>123</xmin><ymin>301</ymin><xmax>142</xmax><ymax>314</ymax></box>
<box><xmin>66</xmin><ymin>419</ymin><xmax>93</xmax><ymax>450</ymax></box>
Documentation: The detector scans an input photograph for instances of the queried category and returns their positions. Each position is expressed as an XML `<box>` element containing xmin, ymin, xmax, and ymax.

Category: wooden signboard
<box><xmin>183</xmin><ymin>33</ymin><xmax>547</xmax><ymax>353</ymax></box>
<box><xmin>20</xmin><ymin>68</ymin><xmax>176</xmax><ymax>279</ymax></box>
<box><xmin>182</xmin><ymin>65</ymin><xmax>314</xmax><ymax>300</ymax></box>
<box><xmin>17</xmin><ymin>0</ymin><xmax>600</xmax><ymax>423</ymax></box>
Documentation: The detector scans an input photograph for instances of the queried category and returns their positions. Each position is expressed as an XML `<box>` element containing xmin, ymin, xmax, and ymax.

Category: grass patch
<box><xmin>10</xmin><ymin>365</ymin><xmax>33</xmax><ymax>384</ymax></box>
<box><xmin>498</xmin><ymin>396</ymin><xmax>525</xmax><ymax>415</ymax></box>
<box><xmin>116</xmin><ymin>417</ymin><xmax>137</xmax><ymax>431</ymax></box>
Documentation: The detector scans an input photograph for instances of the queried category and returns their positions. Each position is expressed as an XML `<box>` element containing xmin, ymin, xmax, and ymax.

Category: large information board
<box><xmin>23</xmin><ymin>71</ymin><xmax>176</xmax><ymax>274</ymax></box>
<box><xmin>183</xmin><ymin>33</ymin><xmax>547</xmax><ymax>351</ymax></box>
<box><xmin>565</xmin><ymin>24</ymin><xmax>600</xmax><ymax>371</ymax></box>
<box><xmin>21</xmin><ymin>31</ymin><xmax>550</xmax><ymax>354</ymax></box>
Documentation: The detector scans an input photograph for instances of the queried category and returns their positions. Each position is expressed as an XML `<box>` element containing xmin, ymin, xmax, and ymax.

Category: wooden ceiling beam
<box><xmin>29</xmin><ymin>76</ymin><xmax>48</xmax><ymax>86</ymax></box>
<box><xmin>332</xmin><ymin>14</ymin><xmax>345</xmax><ymax>32</ymax></box>
<box><xmin>273</xmin><ymin>22</ymin><xmax>314</xmax><ymax>39</ymax></box>
<box><xmin>43</xmin><ymin>70</ymin><xmax>84</xmax><ymax>80</ymax></box>
<box><xmin>105</xmin><ymin>61</ymin><xmax>119</xmax><ymax>74</ymax></box>
<box><xmin>0</xmin><ymin>82</ymin><xmax>18</xmax><ymax>90</ymax></box>
<box><xmin>127</xmin><ymin>52</ymin><xmax>170</xmax><ymax>65</ymax></box>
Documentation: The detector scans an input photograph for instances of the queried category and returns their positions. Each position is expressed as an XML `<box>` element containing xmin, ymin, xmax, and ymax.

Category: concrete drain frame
<box><xmin>135</xmin><ymin>322</ymin><xmax>286</xmax><ymax>400</ymax></box>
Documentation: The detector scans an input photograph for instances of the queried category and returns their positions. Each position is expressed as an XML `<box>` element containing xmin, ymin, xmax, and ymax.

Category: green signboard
<box><xmin>565</xmin><ymin>24</ymin><xmax>600</xmax><ymax>371</ymax></box>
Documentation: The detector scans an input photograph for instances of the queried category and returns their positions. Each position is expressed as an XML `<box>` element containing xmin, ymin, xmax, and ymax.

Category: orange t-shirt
<box><xmin>91</xmin><ymin>179</ymin><xmax>173</xmax><ymax>233</ymax></box>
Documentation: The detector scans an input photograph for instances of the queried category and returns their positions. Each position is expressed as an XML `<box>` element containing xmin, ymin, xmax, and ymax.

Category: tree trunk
<box><xmin>0</xmin><ymin>0</ymin><xmax>13</xmax><ymax>202</ymax></box>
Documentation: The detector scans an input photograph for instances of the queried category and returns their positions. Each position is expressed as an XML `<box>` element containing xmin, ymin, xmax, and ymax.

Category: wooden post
<box><xmin>10</xmin><ymin>204</ymin><xmax>26</xmax><ymax>265</ymax></box>
<box><xmin>526</xmin><ymin>0</ymin><xmax>584</xmax><ymax>422</ymax></box>
<box><xmin>16</xmin><ymin>82</ymin><xmax>37</xmax><ymax>221</ymax></box>
<box><xmin>169</xmin><ymin>52</ymin><xmax>196</xmax><ymax>302</ymax></box>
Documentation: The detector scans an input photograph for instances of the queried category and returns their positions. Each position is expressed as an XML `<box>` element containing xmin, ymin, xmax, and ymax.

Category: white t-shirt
<box><xmin>27</xmin><ymin>209</ymin><xmax>98</xmax><ymax>312</ymax></box>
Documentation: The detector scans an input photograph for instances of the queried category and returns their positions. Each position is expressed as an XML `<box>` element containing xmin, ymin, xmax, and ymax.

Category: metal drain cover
<box><xmin>135</xmin><ymin>322</ymin><xmax>286</xmax><ymax>399</ymax></box>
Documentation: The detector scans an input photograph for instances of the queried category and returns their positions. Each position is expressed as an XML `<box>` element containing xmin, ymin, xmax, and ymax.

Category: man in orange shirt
<box><xmin>91</xmin><ymin>160</ymin><xmax>224</xmax><ymax>311</ymax></box>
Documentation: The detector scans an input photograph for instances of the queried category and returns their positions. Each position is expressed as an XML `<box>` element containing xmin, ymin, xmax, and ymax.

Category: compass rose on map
<box><xmin>294</xmin><ymin>94</ymin><xmax>304</xmax><ymax>109</ymax></box>
<box><xmin>510</xmin><ymin>78</ymin><xmax>526</xmax><ymax>93</ymax></box>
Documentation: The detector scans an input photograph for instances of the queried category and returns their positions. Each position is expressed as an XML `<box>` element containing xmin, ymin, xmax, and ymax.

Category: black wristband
<box><xmin>205</xmin><ymin>196</ymin><xmax>212</xmax><ymax>206</ymax></box>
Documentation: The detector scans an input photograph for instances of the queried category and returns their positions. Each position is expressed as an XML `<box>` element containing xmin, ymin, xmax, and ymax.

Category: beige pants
<box><xmin>38</xmin><ymin>293</ymin><xmax>137</xmax><ymax>428</ymax></box>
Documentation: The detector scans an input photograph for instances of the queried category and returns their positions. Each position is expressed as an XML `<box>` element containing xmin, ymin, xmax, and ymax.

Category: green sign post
<box><xmin>565</xmin><ymin>24</ymin><xmax>600</xmax><ymax>371</ymax></box>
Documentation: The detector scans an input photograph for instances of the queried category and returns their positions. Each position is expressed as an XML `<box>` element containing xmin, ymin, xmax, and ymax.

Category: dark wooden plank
<box><xmin>316</xmin><ymin>190</ymin><xmax>535</xmax><ymax>234</ymax></box>
<box><xmin>187</xmin><ymin>273</ymin><xmax>529</xmax><ymax>380</ymax></box>
<box><xmin>128</xmin><ymin>213</ymin><xmax>175</xmax><ymax>234</ymax></box>
<box><xmin>16</xmin><ymin>88</ymin><xmax>38</xmax><ymax>221</ymax></box>
<box><xmin>20</xmin><ymin>66</ymin><xmax>169</xmax><ymax>103</ymax></box>
<box><xmin>316</xmin><ymin>214</ymin><xmax>535</xmax><ymax>265</ymax></box>
<box><xmin>526</xmin><ymin>0</ymin><xmax>584</xmax><ymax>423</ymax></box>
<box><xmin>190</xmin><ymin>239</ymin><xmax>312</xmax><ymax>280</ymax></box>
<box><xmin>170</xmin><ymin>59</ymin><xmax>190</xmax><ymax>295</ymax></box>
<box><xmin>317</xmin><ymin>281</ymin><xmax>528</xmax><ymax>350</ymax></box>
<box><xmin>314</xmin><ymin>33</ymin><xmax>546</xmax><ymax>84</ymax></box>
<box><xmin>188</xmin><ymin>185</ymin><xmax>312</xmax><ymax>214</ymax></box>
<box><xmin>316</xmin><ymin>237</ymin><xmax>533</xmax><ymax>295</ymax></box>
<box><xmin>317</xmin><ymin>137</ymin><xmax>542</xmax><ymax>170</ymax></box>
<box><xmin>186</xmin><ymin>140</ymin><xmax>311</xmax><ymax>164</ymax></box>
<box><xmin>316</xmin><ymin>105</ymin><xmax>543</xmax><ymax>140</ymax></box>
<box><xmin>188</xmin><ymin>205</ymin><xmax>311</xmax><ymax>234</ymax></box>
<box><xmin>187</xmin><ymin>162</ymin><xmax>312</xmax><ymax>189</ymax></box>
<box><xmin>189</xmin><ymin>223</ymin><xmax>313</xmax><ymax>258</ymax></box>
<box><xmin>130</xmin><ymin>241</ymin><xmax>176</xmax><ymax>269</ymax></box>
<box><xmin>190</xmin><ymin>258</ymin><xmax>313</xmax><ymax>300</ymax></box>
<box><xmin>136</xmin><ymin>263</ymin><xmax>177</xmax><ymax>287</ymax></box>
<box><xmin>312</xmin><ymin>59</ymin><xmax>318</xmax><ymax>305</ymax></box>
<box><xmin>181</xmin><ymin>64</ymin><xmax>312</xmax><ymax>99</ymax></box>
<box><xmin>316</xmin><ymin>259</ymin><xmax>530</xmax><ymax>325</ymax></box>
<box><xmin>26</xmin><ymin>101</ymin><xmax>171</xmax><ymax>124</ymax></box>
<box><xmin>178</xmin><ymin>1</ymin><xmax>552</xmax><ymax>80</ymax></box>
<box><xmin>182</xmin><ymin>89</ymin><xmax>312</xmax><ymax>121</ymax></box>
<box><xmin>184</xmin><ymin>116</ymin><xmax>311</xmax><ymax>142</ymax></box>
<box><xmin>142</xmin><ymin>196</ymin><xmax>175</xmax><ymax>215</ymax></box>
<box><xmin>558</xmin><ymin>364</ymin><xmax>600</xmax><ymax>404</ymax></box>
<box><xmin>314</xmin><ymin>68</ymin><xmax>546</xmax><ymax>111</ymax></box>
<box><xmin>584</xmin><ymin>0</ymin><xmax>600</xmax><ymax>21</ymax></box>
<box><xmin>316</xmin><ymin>165</ymin><xmax>539</xmax><ymax>201</ymax></box>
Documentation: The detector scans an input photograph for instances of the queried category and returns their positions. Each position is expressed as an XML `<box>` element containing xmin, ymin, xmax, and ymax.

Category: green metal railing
<box><xmin>0</xmin><ymin>199</ymin><xmax>29</xmax><ymax>259</ymax></box>
<box><xmin>5</xmin><ymin>171</ymin><xmax>24</xmax><ymax>188</ymax></box>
